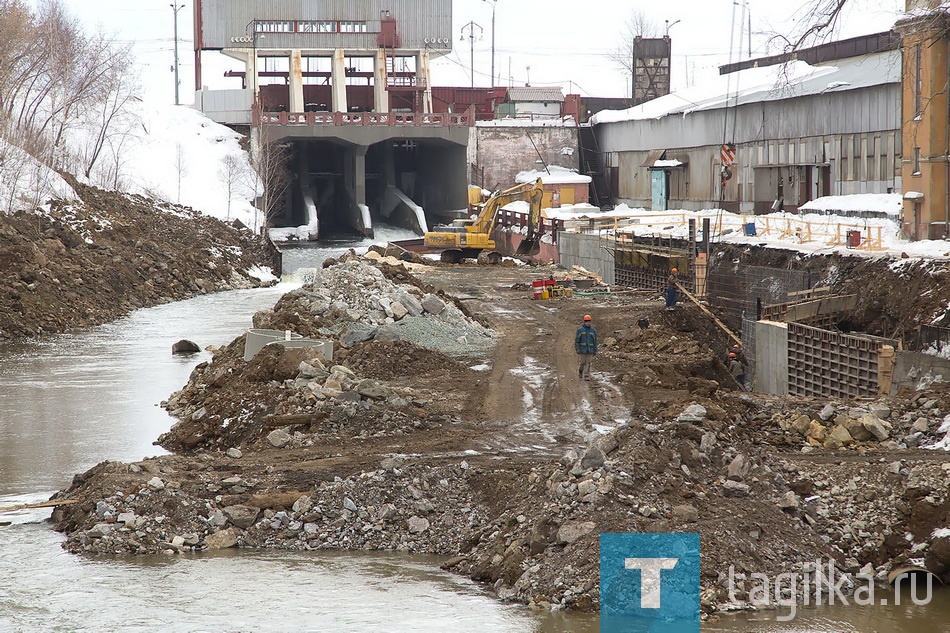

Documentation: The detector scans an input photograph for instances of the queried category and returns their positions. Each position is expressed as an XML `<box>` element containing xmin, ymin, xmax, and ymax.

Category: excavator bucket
<box><xmin>516</xmin><ymin>239</ymin><xmax>541</xmax><ymax>256</ymax></box>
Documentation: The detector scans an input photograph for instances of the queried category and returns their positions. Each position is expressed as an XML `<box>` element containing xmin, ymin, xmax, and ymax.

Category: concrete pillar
<box><xmin>354</xmin><ymin>146</ymin><xmax>367</xmax><ymax>206</ymax></box>
<box><xmin>374</xmin><ymin>49</ymin><xmax>389</xmax><ymax>113</ymax></box>
<box><xmin>247</xmin><ymin>50</ymin><xmax>260</xmax><ymax>109</ymax></box>
<box><xmin>417</xmin><ymin>51</ymin><xmax>432</xmax><ymax>113</ymax></box>
<box><xmin>331</xmin><ymin>49</ymin><xmax>348</xmax><ymax>113</ymax></box>
<box><xmin>290</xmin><ymin>49</ymin><xmax>304</xmax><ymax>113</ymax></box>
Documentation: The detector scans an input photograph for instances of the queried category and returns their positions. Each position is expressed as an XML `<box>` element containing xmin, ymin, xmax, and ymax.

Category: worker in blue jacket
<box><xmin>574</xmin><ymin>314</ymin><xmax>598</xmax><ymax>381</ymax></box>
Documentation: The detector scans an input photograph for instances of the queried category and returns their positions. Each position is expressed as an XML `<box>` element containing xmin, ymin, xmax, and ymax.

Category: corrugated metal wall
<box><xmin>598</xmin><ymin>83</ymin><xmax>902</xmax><ymax>210</ymax></box>
<box><xmin>199</xmin><ymin>0</ymin><xmax>452</xmax><ymax>51</ymax></box>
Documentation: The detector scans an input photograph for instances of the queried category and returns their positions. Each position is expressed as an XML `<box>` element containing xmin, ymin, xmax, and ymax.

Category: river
<box><xmin>0</xmin><ymin>229</ymin><xmax>946</xmax><ymax>631</ymax></box>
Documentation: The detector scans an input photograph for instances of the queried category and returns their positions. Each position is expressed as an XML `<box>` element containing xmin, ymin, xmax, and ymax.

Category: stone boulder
<box><xmin>172</xmin><ymin>339</ymin><xmax>201</xmax><ymax>355</ymax></box>
<box><xmin>224</xmin><ymin>504</ymin><xmax>261</xmax><ymax>529</ymax></box>
<box><xmin>557</xmin><ymin>521</ymin><xmax>597</xmax><ymax>544</ymax></box>
<box><xmin>267</xmin><ymin>429</ymin><xmax>292</xmax><ymax>448</ymax></box>
<box><xmin>204</xmin><ymin>528</ymin><xmax>239</xmax><ymax>550</ymax></box>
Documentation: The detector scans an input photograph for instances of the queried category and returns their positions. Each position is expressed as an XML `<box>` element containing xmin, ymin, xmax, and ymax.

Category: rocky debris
<box><xmin>52</xmin><ymin>457</ymin><xmax>489</xmax><ymax>560</ymax></box>
<box><xmin>0</xmin><ymin>184</ymin><xmax>276</xmax><ymax>340</ymax></box>
<box><xmin>253</xmin><ymin>256</ymin><xmax>494</xmax><ymax>357</ymax></box>
<box><xmin>46</xmin><ymin>260</ymin><xmax>950</xmax><ymax>618</ymax></box>
<box><xmin>157</xmin><ymin>257</ymin><xmax>491</xmax><ymax>453</ymax></box>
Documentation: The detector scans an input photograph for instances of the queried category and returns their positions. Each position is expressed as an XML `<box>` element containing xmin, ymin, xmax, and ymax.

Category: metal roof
<box><xmin>507</xmin><ymin>87</ymin><xmax>565</xmax><ymax>103</ymax></box>
<box><xmin>591</xmin><ymin>50</ymin><xmax>900</xmax><ymax>125</ymax></box>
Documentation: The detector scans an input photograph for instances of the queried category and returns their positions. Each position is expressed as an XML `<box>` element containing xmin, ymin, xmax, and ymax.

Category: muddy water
<box><xmin>0</xmin><ymin>233</ymin><xmax>946</xmax><ymax>631</ymax></box>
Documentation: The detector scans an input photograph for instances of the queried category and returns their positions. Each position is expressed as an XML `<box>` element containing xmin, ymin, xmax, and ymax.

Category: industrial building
<box><xmin>590</xmin><ymin>32</ymin><xmax>903</xmax><ymax>215</ymax></box>
<box><xmin>896</xmin><ymin>1</ymin><xmax>950</xmax><ymax>240</ymax></box>
<box><xmin>193</xmin><ymin>0</ymin><xmax>469</xmax><ymax>239</ymax></box>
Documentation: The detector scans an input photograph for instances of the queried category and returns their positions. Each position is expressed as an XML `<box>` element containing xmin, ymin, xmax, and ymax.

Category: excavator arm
<box><xmin>423</xmin><ymin>178</ymin><xmax>546</xmax><ymax>261</ymax></box>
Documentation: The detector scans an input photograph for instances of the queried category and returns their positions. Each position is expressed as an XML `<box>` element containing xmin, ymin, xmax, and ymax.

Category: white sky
<box><xmin>50</xmin><ymin>0</ymin><xmax>904</xmax><ymax>105</ymax></box>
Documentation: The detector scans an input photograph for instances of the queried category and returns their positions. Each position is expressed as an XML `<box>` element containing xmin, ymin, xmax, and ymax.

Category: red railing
<box><xmin>253</xmin><ymin>108</ymin><xmax>475</xmax><ymax>127</ymax></box>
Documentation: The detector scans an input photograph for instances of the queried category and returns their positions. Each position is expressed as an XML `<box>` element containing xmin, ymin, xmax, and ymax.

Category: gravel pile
<box><xmin>55</xmin><ymin>457</ymin><xmax>488</xmax><ymax>559</ymax></box>
<box><xmin>257</xmin><ymin>256</ymin><xmax>495</xmax><ymax>358</ymax></box>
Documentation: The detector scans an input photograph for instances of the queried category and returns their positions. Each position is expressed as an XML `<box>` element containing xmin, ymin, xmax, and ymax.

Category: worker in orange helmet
<box><xmin>731</xmin><ymin>343</ymin><xmax>748</xmax><ymax>366</ymax></box>
<box><xmin>574</xmin><ymin>314</ymin><xmax>598</xmax><ymax>381</ymax></box>
<box><xmin>665</xmin><ymin>267</ymin><xmax>679</xmax><ymax>309</ymax></box>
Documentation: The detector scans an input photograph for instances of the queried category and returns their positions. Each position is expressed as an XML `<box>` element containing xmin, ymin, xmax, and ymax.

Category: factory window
<box><xmin>339</xmin><ymin>21</ymin><xmax>368</xmax><ymax>33</ymax></box>
<box><xmin>913</xmin><ymin>147</ymin><xmax>921</xmax><ymax>176</ymax></box>
<box><xmin>255</xmin><ymin>21</ymin><xmax>293</xmax><ymax>33</ymax></box>
<box><xmin>298</xmin><ymin>21</ymin><xmax>336</xmax><ymax>33</ymax></box>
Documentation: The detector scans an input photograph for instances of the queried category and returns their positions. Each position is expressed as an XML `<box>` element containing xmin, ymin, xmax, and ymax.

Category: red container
<box><xmin>846</xmin><ymin>230</ymin><xmax>861</xmax><ymax>248</ymax></box>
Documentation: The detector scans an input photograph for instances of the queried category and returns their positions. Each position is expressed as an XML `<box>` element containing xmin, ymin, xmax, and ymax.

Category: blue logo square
<box><xmin>600</xmin><ymin>532</ymin><xmax>700</xmax><ymax>633</ymax></box>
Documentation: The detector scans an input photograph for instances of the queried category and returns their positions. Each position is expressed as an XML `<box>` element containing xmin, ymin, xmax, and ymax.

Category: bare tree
<box><xmin>248</xmin><ymin>113</ymin><xmax>291</xmax><ymax>235</ymax></box>
<box><xmin>220</xmin><ymin>154</ymin><xmax>243</xmax><ymax>220</ymax></box>
<box><xmin>609</xmin><ymin>10</ymin><xmax>662</xmax><ymax>96</ymax></box>
<box><xmin>174</xmin><ymin>142</ymin><xmax>187</xmax><ymax>204</ymax></box>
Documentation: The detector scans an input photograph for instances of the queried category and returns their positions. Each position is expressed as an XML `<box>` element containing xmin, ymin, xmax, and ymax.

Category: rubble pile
<box><xmin>54</xmin><ymin>456</ymin><xmax>489</xmax><ymax>558</ymax></box>
<box><xmin>254</xmin><ymin>256</ymin><xmax>494</xmax><ymax>357</ymax></box>
<box><xmin>158</xmin><ymin>257</ymin><xmax>491</xmax><ymax>452</ymax></box>
<box><xmin>45</xmin><ymin>255</ymin><xmax>950</xmax><ymax>617</ymax></box>
<box><xmin>0</xmin><ymin>185</ymin><xmax>276</xmax><ymax>339</ymax></box>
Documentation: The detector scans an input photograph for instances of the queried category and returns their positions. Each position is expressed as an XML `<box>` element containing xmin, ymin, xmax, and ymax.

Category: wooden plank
<box><xmin>782</xmin><ymin>295</ymin><xmax>858</xmax><ymax>322</ymax></box>
<box><xmin>262</xmin><ymin>413</ymin><xmax>324</xmax><ymax>427</ymax></box>
<box><xmin>0</xmin><ymin>499</ymin><xmax>80</xmax><ymax>513</ymax></box>
<box><xmin>674</xmin><ymin>281</ymin><xmax>742</xmax><ymax>346</ymax></box>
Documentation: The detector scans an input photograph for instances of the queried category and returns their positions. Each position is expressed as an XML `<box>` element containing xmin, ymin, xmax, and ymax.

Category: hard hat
<box><xmin>728</xmin><ymin>352</ymin><xmax>737</xmax><ymax>358</ymax></box>
<box><xmin>671</xmin><ymin>267</ymin><xmax>678</xmax><ymax>273</ymax></box>
<box><xmin>583</xmin><ymin>314</ymin><xmax>592</xmax><ymax>321</ymax></box>
<box><xmin>733</xmin><ymin>344</ymin><xmax>741</xmax><ymax>349</ymax></box>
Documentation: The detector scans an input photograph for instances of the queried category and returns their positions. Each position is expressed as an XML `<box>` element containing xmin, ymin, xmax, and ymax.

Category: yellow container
<box><xmin>540</xmin><ymin>290</ymin><xmax>549</xmax><ymax>300</ymax></box>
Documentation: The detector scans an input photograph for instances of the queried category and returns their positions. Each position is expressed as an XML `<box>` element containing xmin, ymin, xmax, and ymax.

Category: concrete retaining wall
<box><xmin>754</xmin><ymin>320</ymin><xmax>789</xmax><ymax>395</ymax></box>
<box><xmin>892</xmin><ymin>351</ymin><xmax>950</xmax><ymax>394</ymax></box>
<box><xmin>558</xmin><ymin>233</ymin><xmax>615</xmax><ymax>285</ymax></box>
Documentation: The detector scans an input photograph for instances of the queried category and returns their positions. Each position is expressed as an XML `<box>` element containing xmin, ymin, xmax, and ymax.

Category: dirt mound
<box><xmin>0</xmin><ymin>185</ymin><xmax>276</xmax><ymax>339</ymax></box>
<box><xmin>341</xmin><ymin>340</ymin><xmax>470</xmax><ymax>381</ymax></box>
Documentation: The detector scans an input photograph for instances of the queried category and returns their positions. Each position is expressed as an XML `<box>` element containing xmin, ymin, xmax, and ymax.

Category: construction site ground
<box><xmin>52</xmin><ymin>256</ymin><xmax>950</xmax><ymax>616</ymax></box>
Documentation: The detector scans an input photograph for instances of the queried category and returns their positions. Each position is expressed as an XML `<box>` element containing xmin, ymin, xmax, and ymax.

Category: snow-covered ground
<box><xmin>3</xmin><ymin>100</ymin><xmax>263</xmax><ymax>231</ymax></box>
<box><xmin>542</xmin><ymin>199</ymin><xmax>950</xmax><ymax>261</ymax></box>
<box><xmin>0</xmin><ymin>139</ymin><xmax>79</xmax><ymax>212</ymax></box>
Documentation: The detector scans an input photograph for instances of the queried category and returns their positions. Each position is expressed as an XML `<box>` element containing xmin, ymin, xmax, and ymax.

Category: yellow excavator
<box><xmin>423</xmin><ymin>178</ymin><xmax>545</xmax><ymax>264</ymax></box>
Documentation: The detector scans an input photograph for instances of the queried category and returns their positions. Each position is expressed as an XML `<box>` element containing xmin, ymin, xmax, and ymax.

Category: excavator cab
<box><xmin>425</xmin><ymin>178</ymin><xmax>546</xmax><ymax>263</ymax></box>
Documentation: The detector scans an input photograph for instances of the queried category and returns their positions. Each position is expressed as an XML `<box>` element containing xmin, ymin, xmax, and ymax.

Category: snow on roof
<box><xmin>506</xmin><ymin>87</ymin><xmax>565</xmax><ymax>103</ymax></box>
<box><xmin>799</xmin><ymin>193</ymin><xmax>902</xmax><ymax>217</ymax></box>
<box><xmin>653</xmin><ymin>159</ymin><xmax>684</xmax><ymax>168</ymax></box>
<box><xmin>591</xmin><ymin>50</ymin><xmax>900</xmax><ymax>125</ymax></box>
<box><xmin>900</xmin><ymin>1</ymin><xmax>950</xmax><ymax>21</ymax></box>
<box><xmin>515</xmin><ymin>165</ymin><xmax>592</xmax><ymax>185</ymax></box>
<box><xmin>476</xmin><ymin>116</ymin><xmax>576</xmax><ymax>128</ymax></box>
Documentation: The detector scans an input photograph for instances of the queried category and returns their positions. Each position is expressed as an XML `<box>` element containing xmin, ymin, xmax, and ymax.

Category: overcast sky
<box><xmin>53</xmin><ymin>0</ymin><xmax>904</xmax><ymax>105</ymax></box>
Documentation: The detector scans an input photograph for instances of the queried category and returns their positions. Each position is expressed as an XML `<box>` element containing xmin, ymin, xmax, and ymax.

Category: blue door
<box><xmin>651</xmin><ymin>170</ymin><xmax>667</xmax><ymax>211</ymax></box>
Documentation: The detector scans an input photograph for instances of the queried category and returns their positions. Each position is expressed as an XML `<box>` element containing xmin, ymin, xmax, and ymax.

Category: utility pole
<box><xmin>171</xmin><ymin>3</ymin><xmax>185</xmax><ymax>105</ymax></box>
<box><xmin>482</xmin><ymin>0</ymin><xmax>497</xmax><ymax>87</ymax></box>
<box><xmin>460</xmin><ymin>21</ymin><xmax>483</xmax><ymax>96</ymax></box>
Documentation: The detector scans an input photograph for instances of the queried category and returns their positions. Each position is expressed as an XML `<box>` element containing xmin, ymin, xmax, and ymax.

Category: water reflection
<box><xmin>0</xmin><ymin>523</ymin><xmax>595</xmax><ymax>633</ymax></box>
